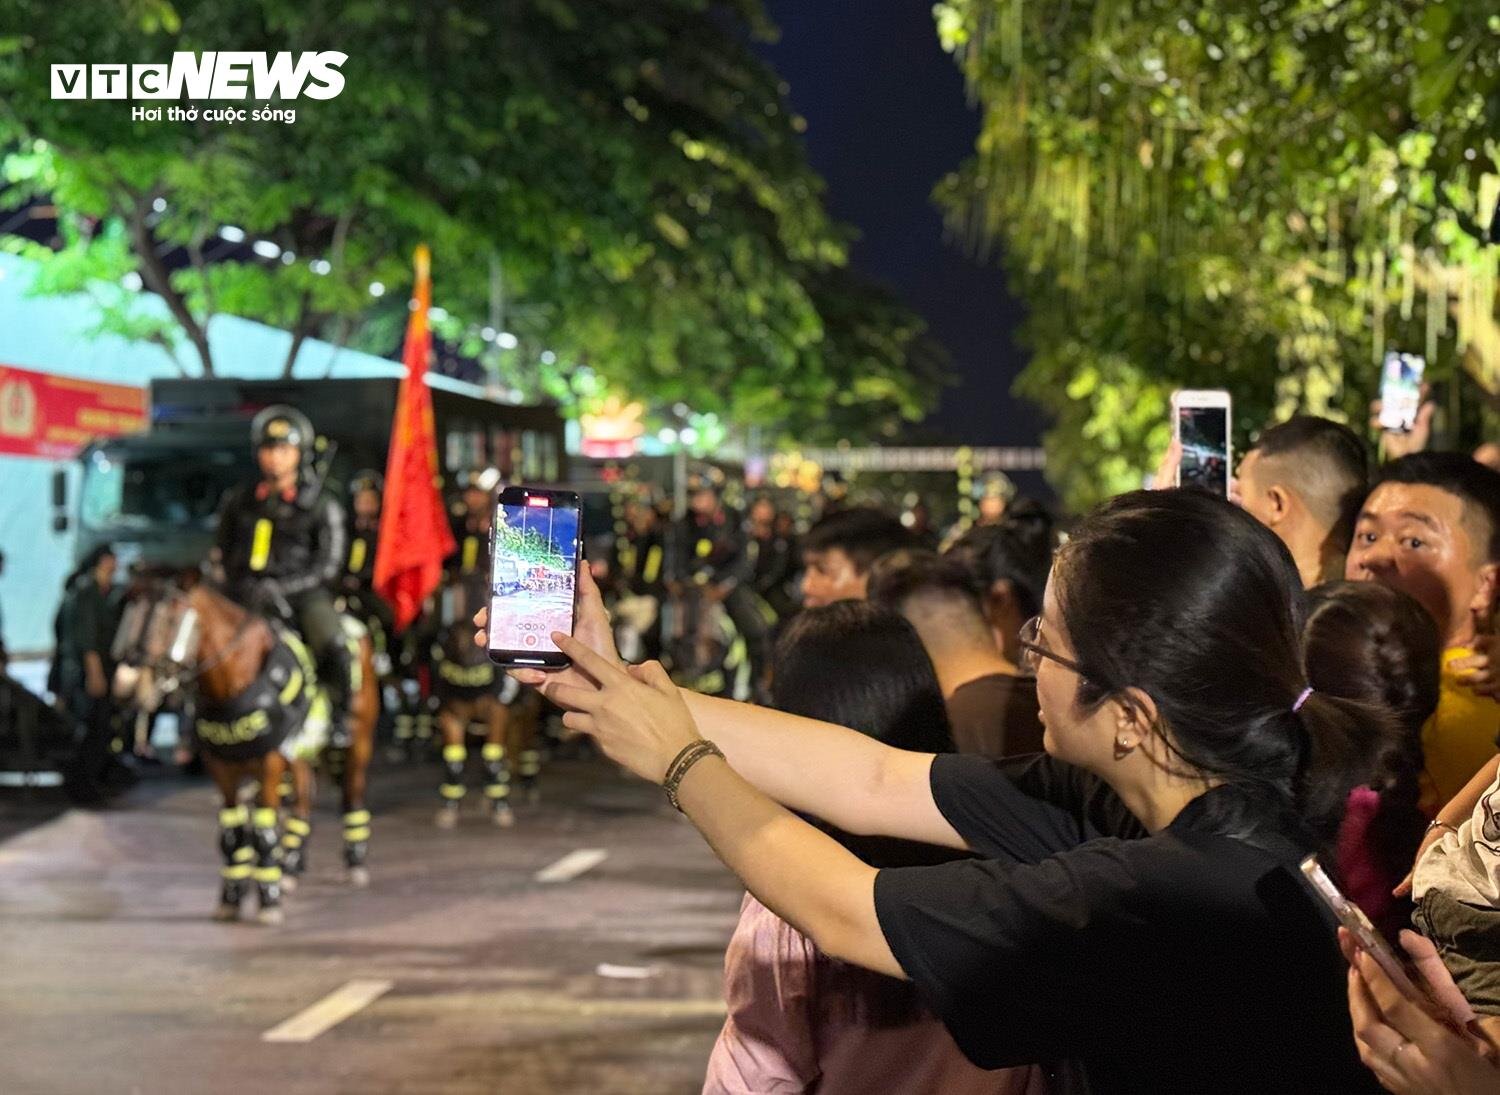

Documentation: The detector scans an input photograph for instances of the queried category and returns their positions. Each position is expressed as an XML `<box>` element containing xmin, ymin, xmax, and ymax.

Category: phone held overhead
<box><xmin>486</xmin><ymin>486</ymin><xmax>582</xmax><ymax>669</ymax></box>
<box><xmin>1173</xmin><ymin>389</ymin><xmax>1233</xmax><ymax>498</ymax></box>
<box><xmin>1378</xmin><ymin>351</ymin><xmax>1426</xmax><ymax>434</ymax></box>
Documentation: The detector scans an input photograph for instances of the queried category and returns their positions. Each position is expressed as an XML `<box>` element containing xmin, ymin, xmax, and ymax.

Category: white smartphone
<box><xmin>1378</xmin><ymin>351</ymin><xmax>1426</xmax><ymax>433</ymax></box>
<box><xmin>1172</xmin><ymin>389</ymin><xmax>1232</xmax><ymax>497</ymax></box>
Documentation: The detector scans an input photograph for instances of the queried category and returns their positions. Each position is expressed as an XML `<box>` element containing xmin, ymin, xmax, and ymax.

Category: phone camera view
<box><xmin>1380</xmin><ymin>351</ymin><xmax>1425</xmax><ymax>433</ymax></box>
<box><xmin>489</xmin><ymin>498</ymin><xmax>579</xmax><ymax>656</ymax></box>
<box><xmin>1179</xmin><ymin>407</ymin><xmax>1229</xmax><ymax>495</ymax></box>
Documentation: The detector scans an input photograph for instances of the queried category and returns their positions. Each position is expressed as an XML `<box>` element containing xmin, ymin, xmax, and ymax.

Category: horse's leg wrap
<box><xmin>416</xmin><ymin>697</ymin><xmax>436</xmax><ymax>745</ymax></box>
<box><xmin>250</xmin><ymin>806</ymin><xmax>283</xmax><ymax>910</ymax></box>
<box><xmin>281</xmin><ymin>815</ymin><xmax>312</xmax><ymax>878</ymax></box>
<box><xmin>439</xmin><ymin>743</ymin><xmax>467</xmax><ymax>818</ymax></box>
<box><xmin>218</xmin><ymin>805</ymin><xmax>252</xmax><ymax>907</ymax></box>
<box><xmin>481</xmin><ymin>742</ymin><xmax>511</xmax><ymax>812</ymax></box>
<box><xmin>342</xmin><ymin>808</ymin><xmax>371</xmax><ymax>869</ymax></box>
<box><xmin>518</xmin><ymin>747</ymin><xmax>541</xmax><ymax>792</ymax></box>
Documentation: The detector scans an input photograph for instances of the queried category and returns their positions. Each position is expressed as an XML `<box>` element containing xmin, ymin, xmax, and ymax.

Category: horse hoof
<box><xmin>493</xmin><ymin>806</ymin><xmax>515</xmax><ymax>828</ymax></box>
<box><xmin>256</xmin><ymin>906</ymin><xmax>285</xmax><ymax>927</ymax></box>
<box><xmin>347</xmin><ymin>866</ymin><xmax>370</xmax><ymax>888</ymax></box>
<box><xmin>213</xmin><ymin>902</ymin><xmax>241</xmax><ymax>922</ymax></box>
<box><xmin>281</xmin><ymin>874</ymin><xmax>298</xmax><ymax>894</ymax></box>
<box><xmin>434</xmin><ymin>808</ymin><xmax>458</xmax><ymax>830</ymax></box>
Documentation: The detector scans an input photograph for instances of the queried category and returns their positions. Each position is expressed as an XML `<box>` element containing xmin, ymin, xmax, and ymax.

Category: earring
<box><xmin>1113</xmin><ymin>737</ymin><xmax>1136</xmax><ymax>760</ymax></box>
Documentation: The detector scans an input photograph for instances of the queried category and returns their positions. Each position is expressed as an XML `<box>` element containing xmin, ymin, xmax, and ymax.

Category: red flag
<box><xmin>374</xmin><ymin>244</ymin><xmax>456</xmax><ymax>631</ymax></box>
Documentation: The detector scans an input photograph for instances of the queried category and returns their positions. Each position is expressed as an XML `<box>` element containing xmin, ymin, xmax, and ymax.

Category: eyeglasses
<box><xmin>1018</xmin><ymin>616</ymin><xmax>1087</xmax><ymax>677</ymax></box>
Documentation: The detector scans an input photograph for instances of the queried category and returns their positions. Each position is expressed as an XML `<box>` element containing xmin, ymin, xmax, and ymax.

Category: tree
<box><xmin>935</xmin><ymin>0</ymin><xmax>1500</xmax><ymax>509</ymax></box>
<box><xmin>0</xmin><ymin>0</ymin><xmax>942</xmax><ymax>441</ymax></box>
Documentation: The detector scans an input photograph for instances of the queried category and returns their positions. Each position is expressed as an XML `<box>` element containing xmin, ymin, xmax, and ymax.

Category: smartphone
<box><xmin>1378</xmin><ymin>351</ymin><xmax>1426</xmax><ymax>433</ymax></box>
<box><xmin>487</xmin><ymin>486</ymin><xmax>582</xmax><ymax>668</ymax></box>
<box><xmin>1300</xmin><ymin>856</ymin><xmax>1424</xmax><ymax>1000</ymax></box>
<box><xmin>1173</xmin><ymin>389</ymin><xmax>1232</xmax><ymax>497</ymax></box>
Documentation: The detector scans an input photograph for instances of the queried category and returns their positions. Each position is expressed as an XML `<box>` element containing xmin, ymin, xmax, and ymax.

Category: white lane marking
<box><xmin>534</xmin><ymin>848</ymin><xmax>608</xmax><ymax>884</ymax></box>
<box><xmin>596</xmin><ymin>963</ymin><xmax>655</xmax><ymax>979</ymax></box>
<box><xmin>261</xmin><ymin>979</ymin><xmax>393</xmax><ymax>1043</ymax></box>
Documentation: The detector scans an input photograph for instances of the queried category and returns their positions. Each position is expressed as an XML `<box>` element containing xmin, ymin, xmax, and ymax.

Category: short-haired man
<box><xmin>1235</xmin><ymin>415</ymin><xmax>1369</xmax><ymax>588</ymax></box>
<box><xmin>798</xmin><ymin>507</ymin><xmax>915</xmax><ymax>608</ymax></box>
<box><xmin>1347</xmin><ymin>452</ymin><xmax>1500</xmax><ymax>808</ymax></box>
<box><xmin>869</xmin><ymin>550</ymin><xmax>1043</xmax><ymax>758</ymax></box>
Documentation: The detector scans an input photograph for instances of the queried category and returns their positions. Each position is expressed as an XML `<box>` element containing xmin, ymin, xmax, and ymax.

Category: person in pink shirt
<box><xmin>703</xmin><ymin>601</ymin><xmax>1050</xmax><ymax>1094</ymax></box>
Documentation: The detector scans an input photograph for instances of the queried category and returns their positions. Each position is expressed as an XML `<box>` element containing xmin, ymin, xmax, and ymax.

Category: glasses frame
<box><xmin>1018</xmin><ymin>616</ymin><xmax>1088</xmax><ymax>677</ymax></box>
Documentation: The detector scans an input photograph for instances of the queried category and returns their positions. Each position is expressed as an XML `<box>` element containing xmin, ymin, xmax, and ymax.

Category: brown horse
<box><xmin>430</xmin><ymin>574</ymin><xmax>542</xmax><ymax>828</ymax></box>
<box><xmin>114</xmin><ymin>577</ymin><xmax>378</xmax><ymax>923</ymax></box>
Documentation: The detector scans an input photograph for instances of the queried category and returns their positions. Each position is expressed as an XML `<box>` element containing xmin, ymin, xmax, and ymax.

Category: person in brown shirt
<box><xmin>869</xmin><ymin>549</ymin><xmax>1043</xmax><ymax>758</ymax></box>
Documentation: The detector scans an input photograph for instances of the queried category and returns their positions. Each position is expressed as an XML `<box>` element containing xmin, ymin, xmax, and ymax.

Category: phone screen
<box><xmin>1177</xmin><ymin>404</ymin><xmax>1230</xmax><ymax>496</ymax></box>
<box><xmin>1379</xmin><ymin>352</ymin><xmax>1426</xmax><ymax>433</ymax></box>
<box><xmin>487</xmin><ymin>488</ymin><xmax>581</xmax><ymax>666</ymax></box>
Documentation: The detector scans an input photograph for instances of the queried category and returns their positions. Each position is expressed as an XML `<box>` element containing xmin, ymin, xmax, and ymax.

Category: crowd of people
<box><xmin>477</xmin><ymin>409</ymin><xmax>1500</xmax><ymax>1094</ymax></box>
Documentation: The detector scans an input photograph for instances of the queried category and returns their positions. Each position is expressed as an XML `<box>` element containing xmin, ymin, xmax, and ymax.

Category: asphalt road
<box><xmin>0</xmin><ymin>751</ymin><xmax>742</xmax><ymax>1094</ymax></box>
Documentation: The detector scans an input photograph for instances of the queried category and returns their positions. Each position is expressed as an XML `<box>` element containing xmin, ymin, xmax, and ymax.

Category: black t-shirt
<box><xmin>873</xmin><ymin>754</ymin><xmax>1380</xmax><ymax>1095</ymax></box>
<box><xmin>944</xmin><ymin>673</ymin><xmax>1045</xmax><ymax>759</ymax></box>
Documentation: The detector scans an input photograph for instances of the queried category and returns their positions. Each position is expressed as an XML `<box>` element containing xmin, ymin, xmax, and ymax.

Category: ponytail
<box><xmin>1290</xmin><ymin>689</ymin><xmax>1398</xmax><ymax>850</ymax></box>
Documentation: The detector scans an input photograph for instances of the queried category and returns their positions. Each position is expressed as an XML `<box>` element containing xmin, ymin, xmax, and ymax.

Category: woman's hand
<box><xmin>472</xmin><ymin>560</ymin><xmax>624</xmax><ymax>691</ymax></box>
<box><xmin>536</xmin><ymin>634</ymin><xmax>702</xmax><ymax>785</ymax></box>
<box><xmin>1342</xmin><ymin>927</ymin><xmax>1500</xmax><ymax>1094</ymax></box>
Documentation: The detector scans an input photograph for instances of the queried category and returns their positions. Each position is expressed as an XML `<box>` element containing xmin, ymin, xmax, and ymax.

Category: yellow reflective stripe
<box><xmin>618</xmin><ymin>542</ymin><xmax>636</xmax><ymax>575</ymax></box>
<box><xmin>440</xmin><ymin>784</ymin><xmax>466</xmax><ymax>800</ymax></box>
<box><xmin>249</xmin><ymin>518</ymin><xmax>274</xmax><ymax>572</ymax></box>
<box><xmin>462</xmin><ymin>536</ymin><xmax>479</xmax><ymax>573</ymax></box>
<box><xmin>484</xmin><ymin>783</ymin><xmax>510</xmax><ymax>799</ymax></box>
<box><xmin>342</xmin><ymin>810</ymin><xmax>371</xmax><ymax>826</ymax></box>
<box><xmin>348</xmin><ymin>537</ymin><xmax>368</xmax><ymax>573</ymax></box>
<box><xmin>232</xmin><ymin>846</ymin><xmax>255</xmax><ymax>863</ymax></box>
<box><xmin>280</xmin><ymin>834</ymin><xmax>303</xmax><ymax>849</ymax></box>
<box><xmin>253</xmin><ymin>866</ymin><xmax>283</xmax><ymax>883</ymax></box>
<box><xmin>342</xmin><ymin>827</ymin><xmax>371</xmax><ymax>842</ymax></box>
<box><xmin>222</xmin><ymin>865</ymin><xmax>253</xmax><ymax>880</ymax></box>
<box><xmin>695</xmin><ymin>538</ymin><xmax>712</xmax><ymax>558</ymax></box>
<box><xmin>481</xmin><ymin>743</ymin><xmax>504</xmax><ymax>762</ymax></box>
<box><xmin>285</xmin><ymin>817</ymin><xmax>312</xmax><ymax>836</ymax></box>
<box><xmin>278</xmin><ymin>666</ymin><xmax>303</xmax><ymax>706</ymax></box>
<box><xmin>442</xmin><ymin>744</ymin><xmax>467</xmax><ymax>764</ymax></box>
<box><xmin>643</xmin><ymin>545</ymin><xmax>662</xmax><ymax>584</ymax></box>
<box><xmin>252</xmin><ymin>808</ymin><xmax>278</xmax><ymax>829</ymax></box>
<box><xmin>219</xmin><ymin>806</ymin><xmax>249</xmax><ymax>827</ymax></box>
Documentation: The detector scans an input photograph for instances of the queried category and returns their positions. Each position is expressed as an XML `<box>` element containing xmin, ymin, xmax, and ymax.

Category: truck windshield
<box><xmin>81</xmin><ymin>447</ymin><xmax>253</xmax><ymax>531</ymax></box>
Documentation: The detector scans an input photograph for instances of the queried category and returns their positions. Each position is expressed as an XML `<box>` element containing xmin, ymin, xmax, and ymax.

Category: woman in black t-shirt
<box><xmin>500</xmin><ymin>490</ymin><xmax>1397</xmax><ymax>1094</ymax></box>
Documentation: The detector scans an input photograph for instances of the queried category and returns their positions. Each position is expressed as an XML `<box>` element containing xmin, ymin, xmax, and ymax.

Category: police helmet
<box><xmin>251</xmin><ymin>405</ymin><xmax>315</xmax><ymax>451</ymax></box>
<box><xmin>349</xmin><ymin>469</ymin><xmax>384</xmax><ymax>497</ymax></box>
<box><xmin>684</xmin><ymin>465</ymin><xmax>725</xmax><ymax>494</ymax></box>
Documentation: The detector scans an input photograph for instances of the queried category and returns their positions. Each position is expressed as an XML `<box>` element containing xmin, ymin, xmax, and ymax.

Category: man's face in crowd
<box><xmin>801</xmin><ymin>547</ymin><xmax>865</xmax><ymax>608</ymax></box>
<box><xmin>1234</xmin><ymin>449</ymin><xmax>1277</xmax><ymax>528</ymax></box>
<box><xmin>1346</xmin><ymin>482</ymin><xmax>1495</xmax><ymax>644</ymax></box>
<box><xmin>96</xmin><ymin>553</ymin><xmax>117</xmax><ymax>588</ymax></box>
<box><xmin>689</xmin><ymin>488</ymin><xmax>718</xmax><ymax>517</ymax></box>
<box><xmin>464</xmin><ymin>488</ymin><xmax>491</xmax><ymax>530</ymax></box>
<box><xmin>257</xmin><ymin>442</ymin><xmax>300</xmax><ymax>481</ymax></box>
<box><xmin>750</xmin><ymin>499</ymin><xmax>775</xmax><ymax>530</ymax></box>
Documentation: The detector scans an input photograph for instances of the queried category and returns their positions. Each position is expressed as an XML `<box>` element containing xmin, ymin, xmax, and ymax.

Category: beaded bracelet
<box><xmin>663</xmin><ymin>739</ymin><xmax>725</xmax><ymax>811</ymax></box>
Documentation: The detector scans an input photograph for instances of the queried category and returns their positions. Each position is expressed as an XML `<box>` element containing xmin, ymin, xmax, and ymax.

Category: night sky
<box><xmin>757</xmin><ymin>1</ymin><xmax>1043</xmax><ymax>448</ymax></box>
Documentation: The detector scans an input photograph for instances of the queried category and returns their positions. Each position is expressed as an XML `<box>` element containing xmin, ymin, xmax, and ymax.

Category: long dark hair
<box><xmin>1303</xmin><ymin>581</ymin><xmax>1435</xmax><ymax>880</ymax></box>
<box><xmin>771</xmin><ymin>601</ymin><xmax>953</xmax><ymax>757</ymax></box>
<box><xmin>1054</xmin><ymin>490</ymin><xmax>1397</xmax><ymax>850</ymax></box>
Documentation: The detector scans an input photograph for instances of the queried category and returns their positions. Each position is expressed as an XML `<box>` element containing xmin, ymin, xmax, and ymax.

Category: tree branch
<box><xmin>122</xmin><ymin>190</ymin><xmax>214</xmax><ymax>376</ymax></box>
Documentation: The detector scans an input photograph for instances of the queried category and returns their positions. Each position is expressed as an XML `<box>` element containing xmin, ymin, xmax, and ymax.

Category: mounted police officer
<box><xmin>214</xmin><ymin>406</ymin><xmax>354</xmax><ymax>741</ymax></box>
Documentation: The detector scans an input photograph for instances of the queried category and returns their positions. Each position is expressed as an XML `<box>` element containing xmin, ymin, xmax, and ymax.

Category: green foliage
<box><xmin>936</xmin><ymin>0</ymin><xmax>1500</xmax><ymax>510</ymax></box>
<box><xmin>0</xmin><ymin>0</ymin><xmax>942</xmax><ymax>442</ymax></box>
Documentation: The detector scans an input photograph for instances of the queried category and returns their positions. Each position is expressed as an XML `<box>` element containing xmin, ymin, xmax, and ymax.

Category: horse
<box><xmin>113</xmin><ymin>573</ymin><xmax>379</xmax><ymax>923</ymax></box>
<box><xmin>429</xmin><ymin>573</ymin><xmax>542</xmax><ymax>828</ymax></box>
<box><xmin>661</xmin><ymin>581</ymin><xmax>751</xmax><ymax>700</ymax></box>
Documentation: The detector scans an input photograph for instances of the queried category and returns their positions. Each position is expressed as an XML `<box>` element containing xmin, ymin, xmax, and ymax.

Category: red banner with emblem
<box><xmin>374</xmin><ymin>245</ymin><xmax>457</xmax><ymax>632</ymax></box>
<box><xmin>0</xmin><ymin>364</ymin><xmax>147</xmax><ymax>459</ymax></box>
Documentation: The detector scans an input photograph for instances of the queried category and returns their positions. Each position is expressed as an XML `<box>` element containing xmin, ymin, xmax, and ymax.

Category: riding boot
<box><xmin>280</xmin><ymin>816</ymin><xmax>312</xmax><ymax>880</ymax></box>
<box><xmin>342</xmin><ymin>808</ymin><xmax>371</xmax><ymax>885</ymax></box>
<box><xmin>482</xmin><ymin>742</ymin><xmax>514</xmax><ymax>826</ymax></box>
<box><xmin>437</xmin><ymin>743</ymin><xmax>466</xmax><ymax>827</ymax></box>
<box><xmin>518</xmin><ymin>747</ymin><xmax>542</xmax><ymax>803</ymax></box>
<box><xmin>217</xmin><ymin>806</ymin><xmax>252</xmax><ymax>918</ymax></box>
<box><xmin>250</xmin><ymin>806</ymin><xmax>284</xmax><ymax>923</ymax></box>
<box><xmin>319</xmin><ymin>640</ymin><xmax>357</xmax><ymax>750</ymax></box>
